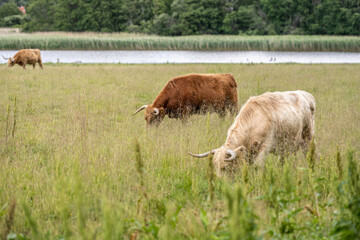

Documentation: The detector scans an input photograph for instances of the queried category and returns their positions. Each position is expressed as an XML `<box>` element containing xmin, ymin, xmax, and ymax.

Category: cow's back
<box><xmin>249</xmin><ymin>91</ymin><xmax>312</xmax><ymax>129</ymax></box>
<box><xmin>170</xmin><ymin>73</ymin><xmax>237</xmax><ymax>105</ymax></box>
<box><xmin>226</xmin><ymin>91</ymin><xmax>315</xmax><ymax>151</ymax></box>
<box><xmin>14</xmin><ymin>49</ymin><xmax>41</xmax><ymax>61</ymax></box>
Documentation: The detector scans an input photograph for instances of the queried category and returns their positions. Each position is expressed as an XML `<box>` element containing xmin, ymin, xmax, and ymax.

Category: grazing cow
<box><xmin>133</xmin><ymin>73</ymin><xmax>238</xmax><ymax>127</ymax></box>
<box><xmin>2</xmin><ymin>49</ymin><xmax>43</xmax><ymax>69</ymax></box>
<box><xmin>189</xmin><ymin>90</ymin><xmax>315</xmax><ymax>176</ymax></box>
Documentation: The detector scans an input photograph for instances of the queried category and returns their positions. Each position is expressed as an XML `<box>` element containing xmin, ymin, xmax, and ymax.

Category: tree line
<box><xmin>1</xmin><ymin>0</ymin><xmax>359</xmax><ymax>35</ymax></box>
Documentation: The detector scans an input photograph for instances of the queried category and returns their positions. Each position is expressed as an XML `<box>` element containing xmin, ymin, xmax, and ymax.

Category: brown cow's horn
<box><xmin>132</xmin><ymin>105</ymin><xmax>148</xmax><ymax>116</ymax></box>
<box><xmin>188</xmin><ymin>149</ymin><xmax>217</xmax><ymax>158</ymax></box>
<box><xmin>224</xmin><ymin>150</ymin><xmax>236</xmax><ymax>162</ymax></box>
<box><xmin>153</xmin><ymin>108</ymin><xmax>159</xmax><ymax>115</ymax></box>
<box><xmin>2</xmin><ymin>55</ymin><xmax>9</xmax><ymax>60</ymax></box>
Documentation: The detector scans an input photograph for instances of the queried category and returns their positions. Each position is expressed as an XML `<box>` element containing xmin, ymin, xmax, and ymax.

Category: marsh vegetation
<box><xmin>0</xmin><ymin>33</ymin><xmax>359</xmax><ymax>52</ymax></box>
<box><xmin>0</xmin><ymin>64</ymin><xmax>359</xmax><ymax>239</ymax></box>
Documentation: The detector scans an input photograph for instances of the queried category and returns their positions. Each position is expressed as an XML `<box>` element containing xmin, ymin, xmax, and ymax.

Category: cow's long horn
<box><xmin>188</xmin><ymin>149</ymin><xmax>217</xmax><ymax>158</ymax></box>
<box><xmin>132</xmin><ymin>105</ymin><xmax>148</xmax><ymax>116</ymax></box>
<box><xmin>224</xmin><ymin>149</ymin><xmax>236</xmax><ymax>162</ymax></box>
<box><xmin>153</xmin><ymin>108</ymin><xmax>159</xmax><ymax>115</ymax></box>
<box><xmin>2</xmin><ymin>55</ymin><xmax>9</xmax><ymax>60</ymax></box>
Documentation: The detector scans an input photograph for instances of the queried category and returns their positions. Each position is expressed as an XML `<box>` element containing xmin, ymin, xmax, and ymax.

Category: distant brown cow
<box><xmin>133</xmin><ymin>73</ymin><xmax>238</xmax><ymax>127</ymax></box>
<box><xmin>189</xmin><ymin>90</ymin><xmax>316</xmax><ymax>176</ymax></box>
<box><xmin>2</xmin><ymin>49</ymin><xmax>43</xmax><ymax>69</ymax></box>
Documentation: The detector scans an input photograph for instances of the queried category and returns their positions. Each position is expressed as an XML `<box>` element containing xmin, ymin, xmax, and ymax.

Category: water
<box><xmin>1</xmin><ymin>50</ymin><xmax>359</xmax><ymax>64</ymax></box>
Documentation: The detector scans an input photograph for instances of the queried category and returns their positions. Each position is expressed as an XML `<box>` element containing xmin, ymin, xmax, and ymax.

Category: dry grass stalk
<box><xmin>11</xmin><ymin>97</ymin><xmax>17</xmax><ymax>139</ymax></box>
<box><xmin>336</xmin><ymin>148</ymin><xmax>342</xmax><ymax>179</ymax></box>
<box><xmin>304</xmin><ymin>205</ymin><xmax>319</xmax><ymax>217</ymax></box>
<box><xmin>5</xmin><ymin>103</ymin><xmax>10</xmax><ymax>144</ymax></box>
<box><xmin>207</xmin><ymin>154</ymin><xmax>215</xmax><ymax>202</ymax></box>
<box><xmin>307</xmin><ymin>139</ymin><xmax>316</xmax><ymax>171</ymax></box>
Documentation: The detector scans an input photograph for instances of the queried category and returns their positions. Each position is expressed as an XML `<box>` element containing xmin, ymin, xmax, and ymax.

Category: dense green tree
<box><xmin>80</xmin><ymin>0</ymin><xmax>112</xmax><ymax>31</ymax></box>
<box><xmin>260</xmin><ymin>0</ymin><xmax>293</xmax><ymax>34</ymax></box>
<box><xmin>25</xmin><ymin>0</ymin><xmax>126</xmax><ymax>32</ymax></box>
<box><xmin>222</xmin><ymin>6</ymin><xmax>261</xmax><ymax>34</ymax></box>
<box><xmin>124</xmin><ymin>0</ymin><xmax>153</xmax><ymax>32</ymax></box>
<box><xmin>0</xmin><ymin>0</ymin><xmax>10</xmax><ymax>6</ymax></box>
<box><xmin>1</xmin><ymin>14</ymin><xmax>25</xmax><ymax>26</ymax></box>
<box><xmin>54</xmin><ymin>0</ymin><xmax>82</xmax><ymax>31</ymax></box>
<box><xmin>0</xmin><ymin>1</ymin><xmax>20</xmax><ymax>18</ymax></box>
<box><xmin>0</xmin><ymin>0</ymin><xmax>28</xmax><ymax>6</ymax></box>
<box><xmin>310</xmin><ymin>0</ymin><xmax>360</xmax><ymax>35</ymax></box>
<box><xmin>109</xmin><ymin>0</ymin><xmax>127</xmax><ymax>31</ymax></box>
<box><xmin>23</xmin><ymin>0</ymin><xmax>56</xmax><ymax>31</ymax></box>
<box><xmin>153</xmin><ymin>0</ymin><xmax>172</xmax><ymax>15</ymax></box>
<box><xmin>20</xmin><ymin>0</ymin><xmax>360</xmax><ymax>35</ymax></box>
<box><xmin>152</xmin><ymin>13</ymin><xmax>173</xmax><ymax>35</ymax></box>
<box><xmin>170</xmin><ymin>0</ymin><xmax>225</xmax><ymax>35</ymax></box>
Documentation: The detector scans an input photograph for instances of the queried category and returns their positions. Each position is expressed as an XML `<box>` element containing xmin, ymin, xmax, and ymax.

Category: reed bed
<box><xmin>0</xmin><ymin>33</ymin><xmax>359</xmax><ymax>51</ymax></box>
<box><xmin>0</xmin><ymin>64</ymin><xmax>360</xmax><ymax>239</ymax></box>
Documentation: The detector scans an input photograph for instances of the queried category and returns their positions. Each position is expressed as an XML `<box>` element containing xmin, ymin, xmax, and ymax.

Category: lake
<box><xmin>1</xmin><ymin>50</ymin><xmax>360</xmax><ymax>64</ymax></box>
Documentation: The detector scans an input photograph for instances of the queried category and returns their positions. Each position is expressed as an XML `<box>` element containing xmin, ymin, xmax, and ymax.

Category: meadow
<box><xmin>0</xmin><ymin>33</ymin><xmax>360</xmax><ymax>52</ymax></box>
<box><xmin>0</xmin><ymin>63</ymin><xmax>360</xmax><ymax>239</ymax></box>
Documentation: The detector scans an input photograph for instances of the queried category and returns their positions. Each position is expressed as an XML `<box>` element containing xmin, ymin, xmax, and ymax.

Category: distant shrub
<box><xmin>1</xmin><ymin>15</ymin><xmax>24</xmax><ymax>27</ymax></box>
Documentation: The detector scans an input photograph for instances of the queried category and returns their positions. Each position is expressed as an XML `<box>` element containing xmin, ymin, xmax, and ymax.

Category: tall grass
<box><xmin>0</xmin><ymin>33</ymin><xmax>359</xmax><ymax>51</ymax></box>
<box><xmin>0</xmin><ymin>64</ymin><xmax>359</xmax><ymax>239</ymax></box>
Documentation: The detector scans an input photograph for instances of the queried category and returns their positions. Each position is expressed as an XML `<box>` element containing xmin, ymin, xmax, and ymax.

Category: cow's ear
<box><xmin>158</xmin><ymin>107</ymin><xmax>166</xmax><ymax>116</ymax></box>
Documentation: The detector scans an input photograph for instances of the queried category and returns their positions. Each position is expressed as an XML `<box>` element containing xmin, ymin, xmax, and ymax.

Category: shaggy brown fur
<box><xmin>5</xmin><ymin>49</ymin><xmax>43</xmax><ymax>69</ymax></box>
<box><xmin>134</xmin><ymin>73</ymin><xmax>238</xmax><ymax>127</ymax></box>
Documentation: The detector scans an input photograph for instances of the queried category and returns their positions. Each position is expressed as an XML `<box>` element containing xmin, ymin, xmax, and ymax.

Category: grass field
<box><xmin>0</xmin><ymin>63</ymin><xmax>360</xmax><ymax>239</ymax></box>
<box><xmin>0</xmin><ymin>32</ymin><xmax>360</xmax><ymax>52</ymax></box>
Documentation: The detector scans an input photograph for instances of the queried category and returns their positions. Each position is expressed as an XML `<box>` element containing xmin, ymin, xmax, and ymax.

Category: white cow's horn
<box><xmin>132</xmin><ymin>105</ymin><xmax>148</xmax><ymax>116</ymax></box>
<box><xmin>153</xmin><ymin>108</ymin><xmax>159</xmax><ymax>115</ymax></box>
<box><xmin>224</xmin><ymin>149</ymin><xmax>236</xmax><ymax>162</ymax></box>
<box><xmin>188</xmin><ymin>149</ymin><xmax>218</xmax><ymax>158</ymax></box>
<box><xmin>2</xmin><ymin>55</ymin><xmax>9</xmax><ymax>60</ymax></box>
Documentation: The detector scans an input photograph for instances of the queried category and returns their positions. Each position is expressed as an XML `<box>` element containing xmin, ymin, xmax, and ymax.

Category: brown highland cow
<box><xmin>3</xmin><ymin>49</ymin><xmax>43</xmax><ymax>69</ymax></box>
<box><xmin>133</xmin><ymin>73</ymin><xmax>239</xmax><ymax>127</ymax></box>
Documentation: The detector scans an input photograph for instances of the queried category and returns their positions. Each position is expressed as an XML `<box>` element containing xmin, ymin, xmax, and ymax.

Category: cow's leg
<box><xmin>38</xmin><ymin>59</ymin><xmax>43</xmax><ymax>69</ymax></box>
<box><xmin>218</xmin><ymin>108</ymin><xmax>226</xmax><ymax>118</ymax></box>
<box><xmin>253</xmin><ymin>149</ymin><xmax>268</xmax><ymax>168</ymax></box>
<box><xmin>252</xmin><ymin>146</ymin><xmax>269</xmax><ymax>168</ymax></box>
<box><xmin>226</xmin><ymin>91</ymin><xmax>239</xmax><ymax>116</ymax></box>
<box><xmin>33</xmin><ymin>64</ymin><xmax>36</xmax><ymax>69</ymax></box>
<box><xmin>22</xmin><ymin>60</ymin><xmax>27</xmax><ymax>69</ymax></box>
<box><xmin>180</xmin><ymin>107</ymin><xmax>190</xmax><ymax>124</ymax></box>
<box><xmin>301</xmin><ymin>123</ymin><xmax>315</xmax><ymax>157</ymax></box>
<box><xmin>180</xmin><ymin>114</ymin><xmax>190</xmax><ymax>124</ymax></box>
<box><xmin>215</xmin><ymin>102</ymin><xmax>226</xmax><ymax>118</ymax></box>
<box><xmin>229</xmin><ymin>103</ymin><xmax>238</xmax><ymax>116</ymax></box>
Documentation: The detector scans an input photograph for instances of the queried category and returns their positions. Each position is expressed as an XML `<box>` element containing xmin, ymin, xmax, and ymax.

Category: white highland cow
<box><xmin>189</xmin><ymin>90</ymin><xmax>316</xmax><ymax>176</ymax></box>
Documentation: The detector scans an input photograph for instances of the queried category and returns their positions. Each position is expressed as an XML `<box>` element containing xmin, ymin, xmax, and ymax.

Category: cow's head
<box><xmin>7</xmin><ymin>57</ymin><xmax>16</xmax><ymax>67</ymax></box>
<box><xmin>2</xmin><ymin>55</ymin><xmax>15</xmax><ymax>67</ymax></box>
<box><xmin>188</xmin><ymin>145</ymin><xmax>247</xmax><ymax>176</ymax></box>
<box><xmin>133</xmin><ymin>105</ymin><xmax>166</xmax><ymax>127</ymax></box>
